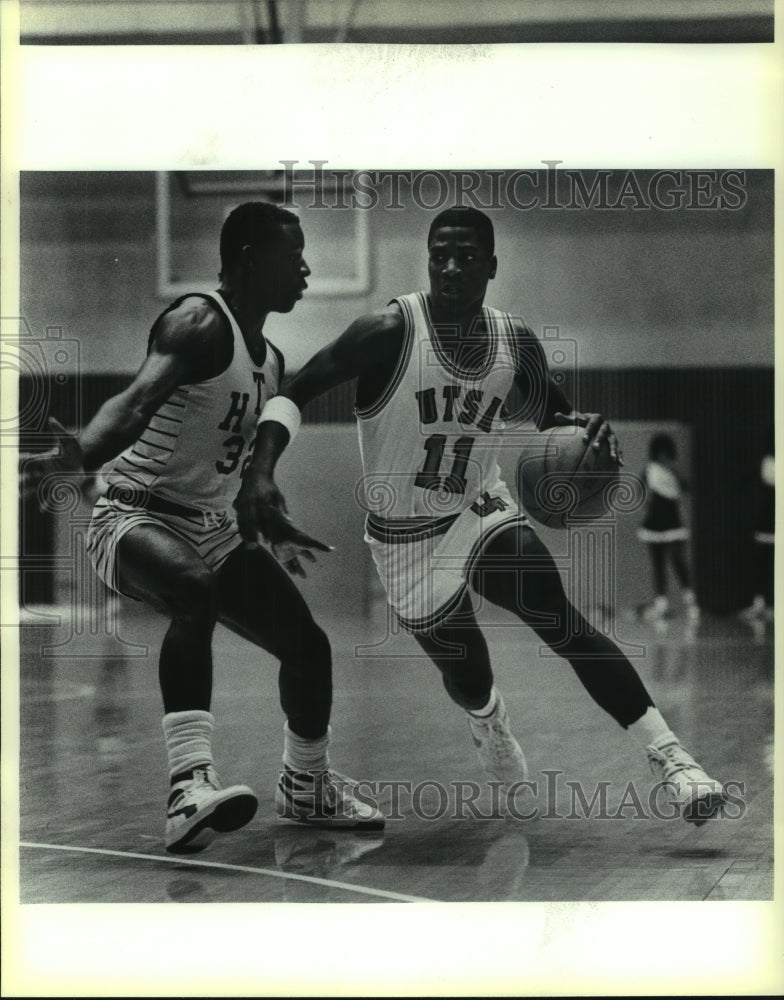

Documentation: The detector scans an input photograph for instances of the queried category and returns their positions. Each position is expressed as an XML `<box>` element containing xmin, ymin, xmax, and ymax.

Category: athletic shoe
<box><xmin>275</xmin><ymin>767</ymin><xmax>385</xmax><ymax>830</ymax></box>
<box><xmin>646</xmin><ymin>742</ymin><xmax>727</xmax><ymax>825</ymax></box>
<box><xmin>468</xmin><ymin>694</ymin><xmax>528</xmax><ymax>786</ymax></box>
<box><xmin>165</xmin><ymin>764</ymin><xmax>258</xmax><ymax>854</ymax></box>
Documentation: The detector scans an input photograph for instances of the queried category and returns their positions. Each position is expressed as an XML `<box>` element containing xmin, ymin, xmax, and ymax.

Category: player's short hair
<box><xmin>427</xmin><ymin>207</ymin><xmax>495</xmax><ymax>256</ymax></box>
<box><xmin>219</xmin><ymin>202</ymin><xmax>300</xmax><ymax>274</ymax></box>
<box><xmin>649</xmin><ymin>433</ymin><xmax>677</xmax><ymax>461</ymax></box>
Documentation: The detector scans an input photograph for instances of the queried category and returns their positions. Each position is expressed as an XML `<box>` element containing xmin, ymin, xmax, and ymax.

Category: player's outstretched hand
<box><xmin>233</xmin><ymin>470</ymin><xmax>333</xmax><ymax>576</ymax></box>
<box><xmin>271</xmin><ymin>527</ymin><xmax>334</xmax><ymax>578</ymax></box>
<box><xmin>554</xmin><ymin>411</ymin><xmax>623</xmax><ymax>466</ymax></box>
<box><xmin>21</xmin><ymin>416</ymin><xmax>85</xmax><ymax>510</ymax></box>
<box><xmin>234</xmin><ymin>469</ymin><xmax>290</xmax><ymax>545</ymax></box>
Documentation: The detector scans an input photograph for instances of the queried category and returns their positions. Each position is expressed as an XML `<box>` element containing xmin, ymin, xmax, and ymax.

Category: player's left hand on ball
<box><xmin>554</xmin><ymin>411</ymin><xmax>623</xmax><ymax>465</ymax></box>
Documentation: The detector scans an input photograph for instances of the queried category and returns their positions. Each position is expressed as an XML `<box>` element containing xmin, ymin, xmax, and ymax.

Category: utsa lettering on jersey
<box><xmin>25</xmin><ymin>202</ymin><xmax>385</xmax><ymax>854</ymax></box>
<box><xmin>247</xmin><ymin>205</ymin><xmax>728</xmax><ymax>828</ymax></box>
<box><xmin>356</xmin><ymin>290</ymin><xmax>528</xmax><ymax>630</ymax></box>
<box><xmin>358</xmin><ymin>292</ymin><xmax>516</xmax><ymax>513</ymax></box>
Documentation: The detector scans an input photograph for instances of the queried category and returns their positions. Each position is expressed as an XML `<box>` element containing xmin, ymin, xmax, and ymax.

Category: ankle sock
<box><xmin>628</xmin><ymin>707</ymin><xmax>678</xmax><ymax>750</ymax></box>
<box><xmin>162</xmin><ymin>710</ymin><xmax>214</xmax><ymax>782</ymax></box>
<box><xmin>468</xmin><ymin>686</ymin><xmax>499</xmax><ymax>719</ymax></box>
<box><xmin>283</xmin><ymin>722</ymin><xmax>330</xmax><ymax>772</ymax></box>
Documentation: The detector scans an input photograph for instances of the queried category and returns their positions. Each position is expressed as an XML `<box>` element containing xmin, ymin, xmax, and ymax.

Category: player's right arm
<box><xmin>235</xmin><ymin>308</ymin><xmax>403</xmax><ymax>546</ymax></box>
<box><xmin>22</xmin><ymin>298</ymin><xmax>232</xmax><ymax>500</ymax></box>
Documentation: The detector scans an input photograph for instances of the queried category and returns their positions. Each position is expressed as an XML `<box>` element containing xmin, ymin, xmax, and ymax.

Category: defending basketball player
<box><xmin>23</xmin><ymin>203</ymin><xmax>385</xmax><ymax>853</ymax></box>
<box><xmin>242</xmin><ymin>206</ymin><xmax>728</xmax><ymax>826</ymax></box>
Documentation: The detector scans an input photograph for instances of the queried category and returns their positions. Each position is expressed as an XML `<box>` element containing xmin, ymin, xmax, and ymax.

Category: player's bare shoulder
<box><xmin>507</xmin><ymin>316</ymin><xmax>547</xmax><ymax>375</ymax></box>
<box><xmin>151</xmin><ymin>295</ymin><xmax>234</xmax><ymax>381</ymax></box>
<box><xmin>285</xmin><ymin>304</ymin><xmax>406</xmax><ymax>409</ymax></box>
<box><xmin>342</xmin><ymin>303</ymin><xmax>405</xmax><ymax>368</ymax></box>
<box><xmin>508</xmin><ymin>316</ymin><xmax>539</xmax><ymax>350</ymax></box>
<box><xmin>351</xmin><ymin>305</ymin><xmax>407</xmax><ymax>411</ymax></box>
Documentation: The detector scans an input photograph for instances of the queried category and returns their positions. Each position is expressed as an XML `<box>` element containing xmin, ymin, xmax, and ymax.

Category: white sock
<box><xmin>653</xmin><ymin>595</ymin><xmax>669</xmax><ymax>614</ymax></box>
<box><xmin>468</xmin><ymin>686</ymin><xmax>499</xmax><ymax>719</ymax></box>
<box><xmin>162</xmin><ymin>710</ymin><xmax>214</xmax><ymax>781</ymax></box>
<box><xmin>283</xmin><ymin>722</ymin><xmax>330</xmax><ymax>772</ymax></box>
<box><xmin>628</xmin><ymin>707</ymin><xmax>678</xmax><ymax>750</ymax></box>
<box><xmin>682</xmin><ymin>589</ymin><xmax>696</xmax><ymax>606</ymax></box>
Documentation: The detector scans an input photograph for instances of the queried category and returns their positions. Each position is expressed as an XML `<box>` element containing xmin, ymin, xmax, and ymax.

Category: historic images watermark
<box><xmin>288</xmin><ymin>772</ymin><xmax>746</xmax><ymax>823</ymax></box>
<box><xmin>10</xmin><ymin>164</ymin><xmax>752</xmax><ymax>655</ymax></box>
<box><xmin>279</xmin><ymin>161</ymin><xmax>749</xmax><ymax>213</ymax></box>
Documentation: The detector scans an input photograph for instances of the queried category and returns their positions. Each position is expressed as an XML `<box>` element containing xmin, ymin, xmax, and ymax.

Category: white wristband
<box><xmin>258</xmin><ymin>395</ymin><xmax>302</xmax><ymax>442</ymax></box>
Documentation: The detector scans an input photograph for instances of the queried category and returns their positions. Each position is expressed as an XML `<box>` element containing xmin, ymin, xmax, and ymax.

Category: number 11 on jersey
<box><xmin>415</xmin><ymin>434</ymin><xmax>475</xmax><ymax>495</ymax></box>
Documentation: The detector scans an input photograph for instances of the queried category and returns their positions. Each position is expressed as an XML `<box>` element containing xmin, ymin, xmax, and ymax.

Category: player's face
<box><xmin>427</xmin><ymin>226</ymin><xmax>497</xmax><ymax>318</ymax></box>
<box><xmin>253</xmin><ymin>223</ymin><xmax>311</xmax><ymax>313</ymax></box>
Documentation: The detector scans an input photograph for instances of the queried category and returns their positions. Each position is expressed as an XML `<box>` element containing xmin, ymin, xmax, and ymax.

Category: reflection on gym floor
<box><xmin>17</xmin><ymin>597</ymin><xmax>774</xmax><ymax>905</ymax></box>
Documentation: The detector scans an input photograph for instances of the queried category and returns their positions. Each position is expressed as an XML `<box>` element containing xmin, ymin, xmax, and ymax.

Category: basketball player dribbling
<box><xmin>242</xmin><ymin>206</ymin><xmax>728</xmax><ymax>826</ymax></box>
<box><xmin>23</xmin><ymin>203</ymin><xmax>384</xmax><ymax>853</ymax></box>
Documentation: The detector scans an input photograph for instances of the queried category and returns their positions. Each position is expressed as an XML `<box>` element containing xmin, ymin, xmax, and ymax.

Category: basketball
<box><xmin>516</xmin><ymin>424</ymin><xmax>620</xmax><ymax>528</ymax></box>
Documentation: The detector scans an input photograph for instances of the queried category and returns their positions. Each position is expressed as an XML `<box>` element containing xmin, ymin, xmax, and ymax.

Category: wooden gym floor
<box><xmin>5</xmin><ymin>593</ymin><xmax>778</xmax><ymax>994</ymax></box>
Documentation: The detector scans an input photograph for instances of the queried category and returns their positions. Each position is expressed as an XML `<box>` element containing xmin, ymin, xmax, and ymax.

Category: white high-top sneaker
<box><xmin>646</xmin><ymin>741</ymin><xmax>726</xmax><ymax>825</ymax></box>
<box><xmin>165</xmin><ymin>764</ymin><xmax>258</xmax><ymax>854</ymax></box>
<box><xmin>468</xmin><ymin>692</ymin><xmax>528</xmax><ymax>786</ymax></box>
<box><xmin>276</xmin><ymin>767</ymin><xmax>385</xmax><ymax>829</ymax></box>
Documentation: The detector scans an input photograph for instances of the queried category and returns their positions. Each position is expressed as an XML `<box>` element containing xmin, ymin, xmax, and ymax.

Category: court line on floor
<box><xmin>22</xmin><ymin>683</ymin><xmax>96</xmax><ymax>703</ymax></box>
<box><xmin>19</xmin><ymin>841</ymin><xmax>435</xmax><ymax>904</ymax></box>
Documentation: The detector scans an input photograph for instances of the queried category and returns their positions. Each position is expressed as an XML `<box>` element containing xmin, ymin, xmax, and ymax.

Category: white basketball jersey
<box><xmin>106</xmin><ymin>292</ymin><xmax>281</xmax><ymax>512</ymax></box>
<box><xmin>356</xmin><ymin>291</ymin><xmax>518</xmax><ymax>524</ymax></box>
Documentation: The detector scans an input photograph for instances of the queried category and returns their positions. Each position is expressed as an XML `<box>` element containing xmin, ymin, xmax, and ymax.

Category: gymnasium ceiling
<box><xmin>20</xmin><ymin>0</ymin><xmax>775</xmax><ymax>45</ymax></box>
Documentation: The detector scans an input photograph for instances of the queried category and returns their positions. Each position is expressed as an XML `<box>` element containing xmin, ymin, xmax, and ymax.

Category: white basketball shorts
<box><xmin>87</xmin><ymin>496</ymin><xmax>243</xmax><ymax>596</ymax></box>
<box><xmin>364</xmin><ymin>480</ymin><xmax>528</xmax><ymax>632</ymax></box>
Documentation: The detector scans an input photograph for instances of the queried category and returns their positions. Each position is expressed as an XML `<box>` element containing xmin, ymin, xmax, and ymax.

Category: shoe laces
<box><xmin>282</xmin><ymin>767</ymin><xmax>367</xmax><ymax>818</ymax></box>
<box><xmin>283</xmin><ymin>767</ymin><xmax>336</xmax><ymax>800</ymax></box>
<box><xmin>325</xmin><ymin>771</ymin><xmax>374</xmax><ymax>819</ymax></box>
<box><xmin>471</xmin><ymin>709</ymin><xmax>512</xmax><ymax>742</ymax></box>
<box><xmin>317</xmin><ymin>770</ymin><xmax>359</xmax><ymax>806</ymax></box>
<box><xmin>325</xmin><ymin>769</ymin><xmax>356</xmax><ymax>788</ymax></box>
<box><xmin>647</xmin><ymin>743</ymin><xmax>699</xmax><ymax>780</ymax></box>
<box><xmin>191</xmin><ymin>764</ymin><xmax>222</xmax><ymax>791</ymax></box>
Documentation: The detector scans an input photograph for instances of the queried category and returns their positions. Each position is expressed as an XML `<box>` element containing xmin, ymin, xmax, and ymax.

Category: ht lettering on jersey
<box><xmin>215</xmin><ymin>372</ymin><xmax>266</xmax><ymax>475</ymax></box>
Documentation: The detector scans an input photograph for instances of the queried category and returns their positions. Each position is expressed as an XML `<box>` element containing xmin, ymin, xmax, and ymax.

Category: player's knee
<box><xmin>521</xmin><ymin>570</ymin><xmax>568</xmax><ymax>619</ymax></box>
<box><xmin>168</xmin><ymin>564</ymin><xmax>217</xmax><ymax>619</ymax></box>
<box><xmin>304</xmin><ymin>622</ymin><xmax>331</xmax><ymax>666</ymax></box>
<box><xmin>275</xmin><ymin>616</ymin><xmax>332</xmax><ymax>673</ymax></box>
<box><xmin>286</xmin><ymin>620</ymin><xmax>331</xmax><ymax>671</ymax></box>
